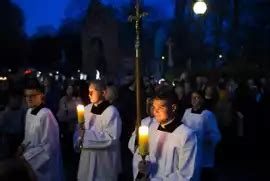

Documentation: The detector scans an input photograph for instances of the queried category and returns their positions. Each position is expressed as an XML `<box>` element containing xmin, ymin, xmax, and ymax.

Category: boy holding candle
<box><xmin>129</xmin><ymin>87</ymin><xmax>199</xmax><ymax>181</ymax></box>
<box><xmin>75</xmin><ymin>80</ymin><xmax>122</xmax><ymax>181</ymax></box>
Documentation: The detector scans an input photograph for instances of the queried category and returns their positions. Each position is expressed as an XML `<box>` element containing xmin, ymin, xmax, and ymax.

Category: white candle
<box><xmin>76</xmin><ymin>104</ymin><xmax>85</xmax><ymax>124</ymax></box>
<box><xmin>139</xmin><ymin>126</ymin><xmax>149</xmax><ymax>156</ymax></box>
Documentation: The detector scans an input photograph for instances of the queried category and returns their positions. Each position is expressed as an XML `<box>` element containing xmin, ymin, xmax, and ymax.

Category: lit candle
<box><xmin>76</xmin><ymin>104</ymin><xmax>85</xmax><ymax>124</ymax></box>
<box><xmin>138</xmin><ymin>126</ymin><xmax>149</xmax><ymax>156</ymax></box>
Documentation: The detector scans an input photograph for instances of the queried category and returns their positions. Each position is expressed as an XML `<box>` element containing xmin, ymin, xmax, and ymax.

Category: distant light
<box><xmin>161</xmin><ymin>56</ymin><xmax>165</xmax><ymax>60</ymax></box>
<box><xmin>71</xmin><ymin>76</ymin><xmax>74</xmax><ymax>80</ymax></box>
<box><xmin>80</xmin><ymin>73</ymin><xmax>87</xmax><ymax>80</ymax></box>
<box><xmin>49</xmin><ymin>73</ymin><xmax>53</xmax><ymax>77</ymax></box>
<box><xmin>193</xmin><ymin>0</ymin><xmax>207</xmax><ymax>15</ymax></box>
<box><xmin>219</xmin><ymin>54</ymin><xmax>223</xmax><ymax>59</ymax></box>
<box><xmin>0</xmin><ymin>77</ymin><xmax>7</xmax><ymax>81</ymax></box>
<box><xmin>56</xmin><ymin>71</ymin><xmax>59</xmax><ymax>74</ymax></box>
<box><xmin>77</xmin><ymin>69</ymin><xmax>80</xmax><ymax>73</ymax></box>
<box><xmin>80</xmin><ymin>73</ymin><xmax>84</xmax><ymax>80</ymax></box>
<box><xmin>96</xmin><ymin>70</ymin><xmax>101</xmax><ymax>80</ymax></box>
<box><xmin>158</xmin><ymin>78</ymin><xmax>165</xmax><ymax>85</ymax></box>
<box><xmin>24</xmin><ymin>69</ymin><xmax>32</xmax><ymax>75</ymax></box>
<box><xmin>36</xmin><ymin>71</ymin><xmax>42</xmax><ymax>78</ymax></box>
<box><xmin>55</xmin><ymin>75</ymin><xmax>59</xmax><ymax>81</ymax></box>
<box><xmin>8</xmin><ymin>69</ymin><xmax>12</xmax><ymax>73</ymax></box>
<box><xmin>62</xmin><ymin>75</ymin><xmax>66</xmax><ymax>81</ymax></box>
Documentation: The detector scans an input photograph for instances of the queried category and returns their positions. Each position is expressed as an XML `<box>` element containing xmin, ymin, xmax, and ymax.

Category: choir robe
<box><xmin>181</xmin><ymin>108</ymin><xmax>221</xmax><ymax>168</ymax></box>
<box><xmin>76</xmin><ymin>101</ymin><xmax>122</xmax><ymax>181</ymax></box>
<box><xmin>129</xmin><ymin>117</ymin><xmax>198</xmax><ymax>181</ymax></box>
<box><xmin>22</xmin><ymin>104</ymin><xmax>63</xmax><ymax>181</ymax></box>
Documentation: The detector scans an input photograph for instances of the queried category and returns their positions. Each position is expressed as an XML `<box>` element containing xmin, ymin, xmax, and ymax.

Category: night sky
<box><xmin>12</xmin><ymin>0</ymin><xmax>69</xmax><ymax>35</ymax></box>
<box><xmin>12</xmin><ymin>0</ymin><xmax>175</xmax><ymax>36</ymax></box>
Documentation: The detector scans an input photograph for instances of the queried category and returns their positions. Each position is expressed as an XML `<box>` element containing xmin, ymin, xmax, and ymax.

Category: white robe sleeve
<box><xmin>181</xmin><ymin>110</ymin><xmax>188</xmax><ymax>124</ymax></box>
<box><xmin>73</xmin><ymin>124</ymin><xmax>81</xmax><ymax>152</ymax></box>
<box><xmin>128</xmin><ymin>130</ymin><xmax>137</xmax><ymax>154</ymax></box>
<box><xmin>152</xmin><ymin>132</ymin><xmax>198</xmax><ymax>181</ymax></box>
<box><xmin>23</xmin><ymin>113</ymin><xmax>59</xmax><ymax>170</ymax></box>
<box><xmin>82</xmin><ymin>107</ymin><xmax>121</xmax><ymax>149</ymax></box>
<box><xmin>204</xmin><ymin>112</ymin><xmax>221</xmax><ymax>145</ymax></box>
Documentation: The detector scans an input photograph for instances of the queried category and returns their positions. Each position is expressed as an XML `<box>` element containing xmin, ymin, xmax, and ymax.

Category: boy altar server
<box><xmin>182</xmin><ymin>90</ymin><xmax>221</xmax><ymax>181</ymax></box>
<box><xmin>75</xmin><ymin>80</ymin><xmax>122</xmax><ymax>181</ymax></box>
<box><xmin>129</xmin><ymin>88</ymin><xmax>199</xmax><ymax>181</ymax></box>
<box><xmin>22</xmin><ymin>78</ymin><xmax>63</xmax><ymax>181</ymax></box>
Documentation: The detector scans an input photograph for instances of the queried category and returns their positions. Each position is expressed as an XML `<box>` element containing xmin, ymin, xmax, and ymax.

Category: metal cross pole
<box><xmin>128</xmin><ymin>0</ymin><xmax>148</xmax><ymax>136</ymax></box>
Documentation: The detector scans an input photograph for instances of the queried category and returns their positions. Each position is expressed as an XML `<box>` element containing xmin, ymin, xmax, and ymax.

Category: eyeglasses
<box><xmin>24</xmin><ymin>94</ymin><xmax>41</xmax><ymax>99</ymax></box>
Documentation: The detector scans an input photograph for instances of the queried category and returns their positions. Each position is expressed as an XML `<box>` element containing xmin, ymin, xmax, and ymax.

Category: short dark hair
<box><xmin>192</xmin><ymin>90</ymin><xmax>205</xmax><ymax>100</ymax></box>
<box><xmin>90</xmin><ymin>80</ymin><xmax>106</xmax><ymax>92</ymax></box>
<box><xmin>24</xmin><ymin>78</ymin><xmax>44</xmax><ymax>93</ymax></box>
<box><xmin>153</xmin><ymin>86</ymin><xmax>178</xmax><ymax>105</ymax></box>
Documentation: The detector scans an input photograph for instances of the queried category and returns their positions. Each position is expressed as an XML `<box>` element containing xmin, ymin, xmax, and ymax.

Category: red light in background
<box><xmin>24</xmin><ymin>69</ymin><xmax>33</xmax><ymax>75</ymax></box>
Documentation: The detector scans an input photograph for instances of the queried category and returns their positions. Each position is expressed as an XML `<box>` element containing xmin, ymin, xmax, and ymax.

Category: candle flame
<box><xmin>77</xmin><ymin>104</ymin><xmax>84</xmax><ymax>112</ymax></box>
<box><xmin>139</xmin><ymin>126</ymin><xmax>149</xmax><ymax>136</ymax></box>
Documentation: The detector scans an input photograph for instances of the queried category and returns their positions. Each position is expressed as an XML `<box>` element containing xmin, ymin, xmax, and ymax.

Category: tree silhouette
<box><xmin>0</xmin><ymin>0</ymin><xmax>26</xmax><ymax>68</ymax></box>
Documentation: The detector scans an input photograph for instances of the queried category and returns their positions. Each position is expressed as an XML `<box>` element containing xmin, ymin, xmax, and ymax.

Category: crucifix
<box><xmin>129</xmin><ymin>4</ymin><xmax>150</xmax><ymax>181</ymax></box>
<box><xmin>128</xmin><ymin>0</ymin><xmax>148</xmax><ymax>144</ymax></box>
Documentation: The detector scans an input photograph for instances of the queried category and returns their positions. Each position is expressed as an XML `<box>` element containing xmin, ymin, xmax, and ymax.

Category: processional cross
<box><xmin>128</xmin><ymin>0</ymin><xmax>148</xmax><ymax>137</ymax></box>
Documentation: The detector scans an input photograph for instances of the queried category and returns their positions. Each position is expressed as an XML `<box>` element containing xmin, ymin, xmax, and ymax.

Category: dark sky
<box><xmin>12</xmin><ymin>0</ymin><xmax>69</xmax><ymax>35</ymax></box>
<box><xmin>12</xmin><ymin>0</ymin><xmax>175</xmax><ymax>36</ymax></box>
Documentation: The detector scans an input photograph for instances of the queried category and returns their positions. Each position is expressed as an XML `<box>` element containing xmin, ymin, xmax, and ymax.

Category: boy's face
<box><xmin>24</xmin><ymin>89</ymin><xmax>43</xmax><ymax>108</ymax></box>
<box><xmin>191</xmin><ymin>92</ymin><xmax>204</xmax><ymax>108</ymax></box>
<box><xmin>88</xmin><ymin>84</ymin><xmax>105</xmax><ymax>104</ymax></box>
<box><xmin>152</xmin><ymin>99</ymin><xmax>175</xmax><ymax>125</ymax></box>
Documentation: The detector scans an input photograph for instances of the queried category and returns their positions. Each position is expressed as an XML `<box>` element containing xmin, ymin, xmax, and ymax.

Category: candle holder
<box><xmin>78</xmin><ymin>122</ymin><xmax>85</xmax><ymax>150</ymax></box>
<box><xmin>136</xmin><ymin>155</ymin><xmax>150</xmax><ymax>181</ymax></box>
<box><xmin>136</xmin><ymin>158</ymin><xmax>150</xmax><ymax>181</ymax></box>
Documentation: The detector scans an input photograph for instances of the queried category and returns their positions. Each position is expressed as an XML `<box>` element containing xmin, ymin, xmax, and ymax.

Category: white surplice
<box><xmin>129</xmin><ymin>118</ymin><xmax>198</xmax><ymax>181</ymax></box>
<box><xmin>181</xmin><ymin>108</ymin><xmax>221</xmax><ymax>168</ymax></box>
<box><xmin>23</xmin><ymin>107</ymin><xmax>63</xmax><ymax>181</ymax></box>
<box><xmin>76</xmin><ymin>103</ymin><xmax>122</xmax><ymax>181</ymax></box>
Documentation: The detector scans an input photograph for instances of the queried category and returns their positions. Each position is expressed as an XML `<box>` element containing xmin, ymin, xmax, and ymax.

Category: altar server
<box><xmin>75</xmin><ymin>80</ymin><xmax>122</xmax><ymax>181</ymax></box>
<box><xmin>129</xmin><ymin>88</ymin><xmax>198</xmax><ymax>181</ymax></box>
<box><xmin>182</xmin><ymin>90</ymin><xmax>221</xmax><ymax>181</ymax></box>
<box><xmin>22</xmin><ymin>78</ymin><xmax>63</xmax><ymax>181</ymax></box>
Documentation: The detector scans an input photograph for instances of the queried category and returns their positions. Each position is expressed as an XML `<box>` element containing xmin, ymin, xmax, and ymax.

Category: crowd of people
<box><xmin>0</xmin><ymin>70</ymin><xmax>269</xmax><ymax>181</ymax></box>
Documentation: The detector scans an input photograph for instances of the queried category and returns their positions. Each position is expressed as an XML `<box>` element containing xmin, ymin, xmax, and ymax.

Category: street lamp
<box><xmin>193</xmin><ymin>0</ymin><xmax>207</xmax><ymax>15</ymax></box>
